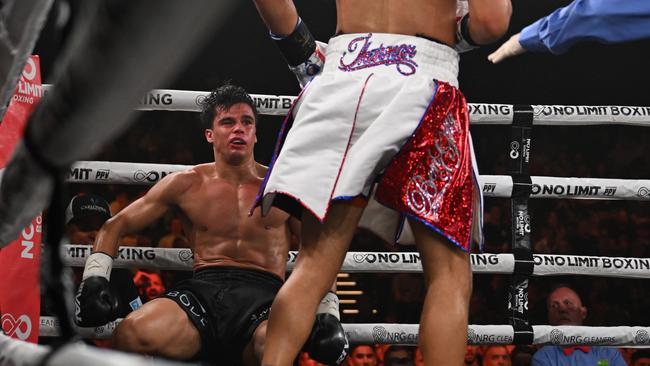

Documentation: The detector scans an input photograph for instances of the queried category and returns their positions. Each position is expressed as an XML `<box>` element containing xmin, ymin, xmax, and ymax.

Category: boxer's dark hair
<box><xmin>200</xmin><ymin>82</ymin><xmax>259</xmax><ymax>129</ymax></box>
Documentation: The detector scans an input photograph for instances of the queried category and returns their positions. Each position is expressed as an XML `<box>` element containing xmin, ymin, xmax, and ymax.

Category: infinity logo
<box><xmin>353</xmin><ymin>253</ymin><xmax>368</xmax><ymax>263</ymax></box>
<box><xmin>509</xmin><ymin>141</ymin><xmax>520</xmax><ymax>159</ymax></box>
<box><xmin>133</xmin><ymin>170</ymin><xmax>168</xmax><ymax>182</ymax></box>
<box><xmin>1</xmin><ymin>313</ymin><xmax>32</xmax><ymax>340</ymax></box>
<box><xmin>638</xmin><ymin>187</ymin><xmax>649</xmax><ymax>198</ymax></box>
<box><xmin>178</xmin><ymin>250</ymin><xmax>193</xmax><ymax>262</ymax></box>
<box><xmin>195</xmin><ymin>94</ymin><xmax>206</xmax><ymax>107</ymax></box>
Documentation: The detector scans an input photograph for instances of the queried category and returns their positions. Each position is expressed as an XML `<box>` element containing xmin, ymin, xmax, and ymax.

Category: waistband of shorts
<box><xmin>193</xmin><ymin>265</ymin><xmax>284</xmax><ymax>286</ymax></box>
<box><xmin>324</xmin><ymin>32</ymin><xmax>459</xmax><ymax>85</ymax></box>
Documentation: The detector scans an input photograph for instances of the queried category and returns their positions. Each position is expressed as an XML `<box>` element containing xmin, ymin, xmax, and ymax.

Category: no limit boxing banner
<box><xmin>0</xmin><ymin>55</ymin><xmax>43</xmax><ymax>343</ymax></box>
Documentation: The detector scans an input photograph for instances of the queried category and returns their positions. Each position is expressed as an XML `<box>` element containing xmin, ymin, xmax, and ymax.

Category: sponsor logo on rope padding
<box><xmin>638</xmin><ymin>187</ymin><xmax>650</xmax><ymax>198</ymax></box>
<box><xmin>549</xmin><ymin>328</ymin><xmax>617</xmax><ymax>345</ymax></box>
<box><xmin>469</xmin><ymin>104</ymin><xmax>511</xmax><ymax>116</ymax></box>
<box><xmin>1</xmin><ymin>313</ymin><xmax>32</xmax><ymax>340</ymax></box>
<box><xmin>531</xmin><ymin>184</ymin><xmax>608</xmax><ymax>196</ymax></box>
<box><xmin>95</xmin><ymin>169</ymin><xmax>110</xmax><ymax>180</ymax></box>
<box><xmin>515</xmin><ymin>210</ymin><xmax>531</xmax><ymax>237</ymax></box>
<box><xmin>117</xmin><ymin>247</ymin><xmax>155</xmax><ymax>261</ymax></box>
<box><xmin>253</xmin><ymin>96</ymin><xmax>294</xmax><ymax>110</ymax></box>
<box><xmin>133</xmin><ymin>170</ymin><xmax>172</xmax><ymax>183</ymax></box>
<box><xmin>195</xmin><ymin>94</ymin><xmax>206</xmax><ymax>107</ymax></box>
<box><xmin>534</xmin><ymin>105</ymin><xmax>650</xmax><ymax>117</ymax></box>
<box><xmin>141</xmin><ymin>92</ymin><xmax>172</xmax><ymax>106</ymax></box>
<box><xmin>372</xmin><ymin>325</ymin><xmax>417</xmax><ymax>344</ymax></box>
<box><xmin>179</xmin><ymin>249</ymin><xmax>193</xmax><ymax>262</ymax></box>
<box><xmin>470</xmin><ymin>254</ymin><xmax>500</xmax><ymax>266</ymax></box>
<box><xmin>635</xmin><ymin>330</ymin><xmax>650</xmax><ymax>345</ymax></box>
<box><xmin>467</xmin><ymin>328</ymin><xmax>513</xmax><ymax>344</ymax></box>
<box><xmin>483</xmin><ymin>183</ymin><xmax>497</xmax><ymax>193</ymax></box>
<box><xmin>68</xmin><ymin>167</ymin><xmax>93</xmax><ymax>181</ymax></box>
<box><xmin>352</xmin><ymin>253</ymin><xmax>420</xmax><ymax>264</ymax></box>
<box><xmin>533</xmin><ymin>255</ymin><xmax>650</xmax><ymax>270</ymax></box>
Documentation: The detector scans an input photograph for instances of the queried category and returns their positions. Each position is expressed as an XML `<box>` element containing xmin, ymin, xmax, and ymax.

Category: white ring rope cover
<box><xmin>0</xmin><ymin>333</ymin><xmax>195</xmax><ymax>366</ymax></box>
<box><xmin>61</xmin><ymin>245</ymin><xmax>650</xmax><ymax>279</ymax></box>
<box><xmin>65</xmin><ymin>161</ymin><xmax>650</xmax><ymax>201</ymax></box>
<box><xmin>36</xmin><ymin>318</ymin><xmax>650</xmax><ymax>347</ymax></box>
<box><xmin>41</xmin><ymin>84</ymin><xmax>650</xmax><ymax>126</ymax></box>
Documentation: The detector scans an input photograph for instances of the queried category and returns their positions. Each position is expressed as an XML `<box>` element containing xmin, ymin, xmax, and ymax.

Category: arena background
<box><xmin>33</xmin><ymin>0</ymin><xmax>650</xmax><ymax>327</ymax></box>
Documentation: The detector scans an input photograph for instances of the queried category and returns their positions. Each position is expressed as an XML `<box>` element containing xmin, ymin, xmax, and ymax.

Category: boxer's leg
<box><xmin>411</xmin><ymin>219</ymin><xmax>472</xmax><ymax>366</ymax></box>
<box><xmin>113</xmin><ymin>298</ymin><xmax>200</xmax><ymax>359</ymax></box>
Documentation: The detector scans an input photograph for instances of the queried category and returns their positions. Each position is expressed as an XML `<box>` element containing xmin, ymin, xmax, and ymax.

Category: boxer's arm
<box><xmin>253</xmin><ymin>0</ymin><xmax>299</xmax><ymax>37</ymax></box>
<box><xmin>466</xmin><ymin>0</ymin><xmax>512</xmax><ymax>45</ymax></box>
<box><xmin>93</xmin><ymin>172</ymin><xmax>190</xmax><ymax>257</ymax></box>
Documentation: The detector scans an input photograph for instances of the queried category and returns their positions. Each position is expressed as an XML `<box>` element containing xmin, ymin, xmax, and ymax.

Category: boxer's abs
<box><xmin>336</xmin><ymin>0</ymin><xmax>457</xmax><ymax>46</ymax></box>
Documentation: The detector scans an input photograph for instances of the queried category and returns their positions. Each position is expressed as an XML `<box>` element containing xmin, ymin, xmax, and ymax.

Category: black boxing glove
<box><xmin>270</xmin><ymin>17</ymin><xmax>326</xmax><ymax>88</ymax></box>
<box><xmin>74</xmin><ymin>252</ymin><xmax>119</xmax><ymax>327</ymax></box>
<box><xmin>304</xmin><ymin>292</ymin><xmax>349</xmax><ymax>366</ymax></box>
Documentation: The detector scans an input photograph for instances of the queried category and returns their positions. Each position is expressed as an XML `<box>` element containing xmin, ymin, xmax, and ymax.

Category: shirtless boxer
<box><xmin>74</xmin><ymin>84</ymin><xmax>347</xmax><ymax>366</ymax></box>
<box><xmin>252</xmin><ymin>1</ymin><xmax>511</xmax><ymax>365</ymax></box>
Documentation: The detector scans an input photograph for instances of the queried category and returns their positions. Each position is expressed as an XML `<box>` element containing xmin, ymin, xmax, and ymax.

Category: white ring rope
<box><xmin>61</xmin><ymin>245</ymin><xmax>650</xmax><ymax>279</ymax></box>
<box><xmin>0</xmin><ymin>333</ymin><xmax>195</xmax><ymax>366</ymax></box>
<box><xmin>36</xmin><ymin>318</ymin><xmax>650</xmax><ymax>347</ymax></box>
<box><xmin>41</xmin><ymin>85</ymin><xmax>650</xmax><ymax>125</ymax></box>
<box><xmin>66</xmin><ymin>161</ymin><xmax>650</xmax><ymax>201</ymax></box>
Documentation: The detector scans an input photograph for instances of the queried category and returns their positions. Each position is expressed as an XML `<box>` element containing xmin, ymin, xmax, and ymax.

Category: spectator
<box><xmin>482</xmin><ymin>345</ymin><xmax>511</xmax><ymax>366</ymax></box>
<box><xmin>532</xmin><ymin>284</ymin><xmax>626</xmax><ymax>366</ymax></box>
<box><xmin>464</xmin><ymin>345</ymin><xmax>480</xmax><ymax>366</ymax></box>
<box><xmin>631</xmin><ymin>350</ymin><xmax>650</xmax><ymax>366</ymax></box>
<box><xmin>383</xmin><ymin>346</ymin><xmax>414</xmax><ymax>366</ymax></box>
<box><xmin>348</xmin><ymin>344</ymin><xmax>378</xmax><ymax>366</ymax></box>
<box><xmin>64</xmin><ymin>194</ymin><xmax>142</xmax><ymax>346</ymax></box>
<box><xmin>511</xmin><ymin>346</ymin><xmax>536</xmax><ymax>366</ymax></box>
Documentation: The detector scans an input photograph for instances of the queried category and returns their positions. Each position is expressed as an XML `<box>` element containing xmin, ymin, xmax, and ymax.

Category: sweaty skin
<box><xmin>98</xmin><ymin>102</ymin><xmax>298</xmax><ymax>364</ymax></box>
<box><xmin>93</xmin><ymin>103</ymin><xmax>297</xmax><ymax>280</ymax></box>
<box><xmin>336</xmin><ymin>0</ymin><xmax>457</xmax><ymax>45</ymax></box>
<box><xmin>254</xmin><ymin>0</ymin><xmax>510</xmax><ymax>47</ymax></box>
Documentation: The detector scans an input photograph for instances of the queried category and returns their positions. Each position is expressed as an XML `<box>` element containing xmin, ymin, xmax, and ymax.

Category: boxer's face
<box><xmin>205</xmin><ymin>102</ymin><xmax>257</xmax><ymax>164</ymax></box>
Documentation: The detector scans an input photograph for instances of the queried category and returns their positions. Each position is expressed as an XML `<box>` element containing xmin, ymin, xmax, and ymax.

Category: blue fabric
<box><xmin>519</xmin><ymin>0</ymin><xmax>650</xmax><ymax>54</ymax></box>
<box><xmin>532</xmin><ymin>345</ymin><xmax>627</xmax><ymax>366</ymax></box>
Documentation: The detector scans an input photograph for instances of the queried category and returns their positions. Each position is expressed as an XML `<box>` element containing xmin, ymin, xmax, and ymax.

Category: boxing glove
<box><xmin>270</xmin><ymin>17</ymin><xmax>326</xmax><ymax>88</ymax></box>
<box><xmin>74</xmin><ymin>252</ymin><xmax>119</xmax><ymax>327</ymax></box>
<box><xmin>304</xmin><ymin>292</ymin><xmax>349</xmax><ymax>366</ymax></box>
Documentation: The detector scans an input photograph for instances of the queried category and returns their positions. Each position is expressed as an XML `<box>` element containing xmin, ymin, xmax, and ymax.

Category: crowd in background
<box><xmin>66</xmin><ymin>108</ymin><xmax>649</xmax><ymax>365</ymax></box>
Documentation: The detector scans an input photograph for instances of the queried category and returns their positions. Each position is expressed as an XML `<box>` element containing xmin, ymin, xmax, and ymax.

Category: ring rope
<box><xmin>0</xmin><ymin>333</ymin><xmax>195</xmax><ymax>366</ymax></box>
<box><xmin>61</xmin><ymin>245</ymin><xmax>650</xmax><ymax>278</ymax></box>
<box><xmin>41</xmin><ymin>85</ymin><xmax>650</xmax><ymax>126</ymax></box>
<box><xmin>65</xmin><ymin>161</ymin><xmax>650</xmax><ymax>201</ymax></box>
<box><xmin>36</xmin><ymin>318</ymin><xmax>650</xmax><ymax>347</ymax></box>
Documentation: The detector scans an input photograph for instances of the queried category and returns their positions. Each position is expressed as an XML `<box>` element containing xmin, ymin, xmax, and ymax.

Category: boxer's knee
<box><xmin>113</xmin><ymin>313</ymin><xmax>161</xmax><ymax>354</ymax></box>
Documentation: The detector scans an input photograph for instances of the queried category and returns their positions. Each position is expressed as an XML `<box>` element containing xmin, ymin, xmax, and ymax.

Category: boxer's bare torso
<box><xmin>171</xmin><ymin>163</ymin><xmax>295</xmax><ymax>279</ymax></box>
<box><xmin>336</xmin><ymin>0</ymin><xmax>457</xmax><ymax>45</ymax></box>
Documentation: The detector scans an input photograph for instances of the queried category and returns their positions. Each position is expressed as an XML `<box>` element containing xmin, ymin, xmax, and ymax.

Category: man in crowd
<box><xmin>481</xmin><ymin>346</ymin><xmax>511</xmax><ymax>366</ymax></box>
<box><xmin>65</xmin><ymin>193</ymin><xmax>142</xmax><ymax>319</ymax></box>
<box><xmin>74</xmin><ymin>84</ymin><xmax>347</xmax><ymax>366</ymax></box>
<box><xmin>532</xmin><ymin>284</ymin><xmax>626</xmax><ymax>366</ymax></box>
<box><xmin>347</xmin><ymin>345</ymin><xmax>378</xmax><ymax>366</ymax></box>
<box><xmin>383</xmin><ymin>346</ymin><xmax>415</xmax><ymax>366</ymax></box>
